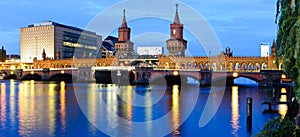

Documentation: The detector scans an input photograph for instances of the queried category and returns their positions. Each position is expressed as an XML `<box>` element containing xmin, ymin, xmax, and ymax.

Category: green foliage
<box><xmin>276</xmin><ymin>0</ymin><xmax>300</xmax><ymax>100</ymax></box>
<box><xmin>255</xmin><ymin>117</ymin><xmax>299</xmax><ymax>137</ymax></box>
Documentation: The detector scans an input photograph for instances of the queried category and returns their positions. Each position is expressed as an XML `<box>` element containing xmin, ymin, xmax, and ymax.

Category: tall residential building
<box><xmin>260</xmin><ymin>42</ymin><xmax>270</xmax><ymax>57</ymax></box>
<box><xmin>20</xmin><ymin>21</ymin><xmax>102</xmax><ymax>62</ymax></box>
<box><xmin>114</xmin><ymin>9</ymin><xmax>134</xmax><ymax>58</ymax></box>
<box><xmin>166</xmin><ymin>4</ymin><xmax>187</xmax><ymax>56</ymax></box>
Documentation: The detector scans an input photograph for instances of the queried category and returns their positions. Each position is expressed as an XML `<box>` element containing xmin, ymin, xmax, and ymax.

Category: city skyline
<box><xmin>0</xmin><ymin>0</ymin><xmax>277</xmax><ymax>56</ymax></box>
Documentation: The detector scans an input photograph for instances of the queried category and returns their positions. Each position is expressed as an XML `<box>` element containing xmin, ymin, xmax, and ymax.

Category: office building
<box><xmin>20</xmin><ymin>21</ymin><xmax>102</xmax><ymax>62</ymax></box>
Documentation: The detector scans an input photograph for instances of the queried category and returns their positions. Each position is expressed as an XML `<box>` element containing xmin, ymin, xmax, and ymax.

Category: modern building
<box><xmin>260</xmin><ymin>42</ymin><xmax>270</xmax><ymax>57</ymax></box>
<box><xmin>114</xmin><ymin>10</ymin><xmax>134</xmax><ymax>58</ymax></box>
<box><xmin>20</xmin><ymin>21</ymin><xmax>102</xmax><ymax>63</ymax></box>
<box><xmin>101</xmin><ymin>36</ymin><xmax>118</xmax><ymax>58</ymax></box>
<box><xmin>0</xmin><ymin>46</ymin><xmax>6</xmax><ymax>62</ymax></box>
<box><xmin>137</xmin><ymin>47</ymin><xmax>164</xmax><ymax>55</ymax></box>
<box><xmin>166</xmin><ymin>4</ymin><xmax>187</xmax><ymax>56</ymax></box>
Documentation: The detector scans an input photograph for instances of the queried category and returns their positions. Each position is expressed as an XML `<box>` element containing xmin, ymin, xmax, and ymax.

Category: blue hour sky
<box><xmin>0</xmin><ymin>0</ymin><xmax>277</xmax><ymax>56</ymax></box>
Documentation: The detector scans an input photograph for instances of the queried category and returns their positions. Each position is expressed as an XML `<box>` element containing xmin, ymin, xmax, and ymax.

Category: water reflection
<box><xmin>279</xmin><ymin>88</ymin><xmax>287</xmax><ymax>118</ymax></box>
<box><xmin>0</xmin><ymin>83</ymin><xmax>6</xmax><ymax>123</ymax></box>
<box><xmin>0</xmin><ymin>81</ymin><xmax>292</xmax><ymax>136</ymax></box>
<box><xmin>60</xmin><ymin>81</ymin><xmax>66</xmax><ymax>132</ymax></box>
<box><xmin>48</xmin><ymin>83</ymin><xmax>56</xmax><ymax>135</ymax></box>
<box><xmin>231</xmin><ymin>86</ymin><xmax>240</xmax><ymax>135</ymax></box>
<box><xmin>172</xmin><ymin>85</ymin><xmax>180</xmax><ymax>135</ymax></box>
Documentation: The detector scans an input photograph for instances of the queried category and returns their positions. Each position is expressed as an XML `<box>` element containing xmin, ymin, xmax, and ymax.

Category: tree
<box><xmin>276</xmin><ymin>0</ymin><xmax>300</xmax><ymax>99</ymax></box>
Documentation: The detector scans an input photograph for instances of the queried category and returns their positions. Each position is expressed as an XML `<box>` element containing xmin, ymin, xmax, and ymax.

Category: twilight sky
<box><xmin>0</xmin><ymin>0</ymin><xmax>277</xmax><ymax>56</ymax></box>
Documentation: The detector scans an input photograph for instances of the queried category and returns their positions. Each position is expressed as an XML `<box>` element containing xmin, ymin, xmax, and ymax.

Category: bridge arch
<box><xmin>150</xmin><ymin>73</ymin><xmax>200</xmax><ymax>85</ymax></box>
<box><xmin>21</xmin><ymin>73</ymin><xmax>42</xmax><ymax>81</ymax></box>
<box><xmin>212</xmin><ymin>74</ymin><xmax>261</xmax><ymax>84</ymax></box>
<box><xmin>49</xmin><ymin>73</ymin><xmax>75</xmax><ymax>82</ymax></box>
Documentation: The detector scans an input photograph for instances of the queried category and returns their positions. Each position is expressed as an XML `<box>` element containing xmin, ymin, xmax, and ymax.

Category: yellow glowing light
<box><xmin>173</xmin><ymin>71</ymin><xmax>179</xmax><ymax>76</ymax></box>
<box><xmin>279</xmin><ymin>88</ymin><xmax>288</xmax><ymax>118</ymax></box>
<box><xmin>281</xmin><ymin>88</ymin><xmax>287</xmax><ymax>94</ymax></box>
<box><xmin>231</xmin><ymin>86</ymin><xmax>240</xmax><ymax>134</ymax></box>
<box><xmin>281</xmin><ymin>74</ymin><xmax>286</xmax><ymax>79</ymax></box>
<box><xmin>232</xmin><ymin>72</ymin><xmax>238</xmax><ymax>78</ymax></box>
<box><xmin>30</xmin><ymin>71</ymin><xmax>34</xmax><ymax>74</ymax></box>
<box><xmin>172</xmin><ymin>85</ymin><xmax>180</xmax><ymax>133</ymax></box>
<box><xmin>10</xmin><ymin>65</ymin><xmax>16</xmax><ymax>70</ymax></box>
<box><xmin>61</xmin><ymin>70</ymin><xmax>65</xmax><ymax>74</ymax></box>
<box><xmin>10</xmin><ymin>71</ymin><xmax>14</xmax><ymax>75</ymax></box>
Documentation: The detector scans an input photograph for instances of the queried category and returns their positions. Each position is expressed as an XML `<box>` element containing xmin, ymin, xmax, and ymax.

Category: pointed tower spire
<box><xmin>42</xmin><ymin>48</ymin><xmax>46</xmax><ymax>60</ymax></box>
<box><xmin>174</xmin><ymin>4</ymin><xmax>181</xmax><ymax>24</ymax></box>
<box><xmin>121</xmin><ymin>9</ymin><xmax>128</xmax><ymax>28</ymax></box>
<box><xmin>271</xmin><ymin>39</ymin><xmax>276</xmax><ymax>56</ymax></box>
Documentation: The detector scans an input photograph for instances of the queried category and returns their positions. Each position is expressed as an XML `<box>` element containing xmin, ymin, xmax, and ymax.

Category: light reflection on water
<box><xmin>231</xmin><ymin>86</ymin><xmax>240</xmax><ymax>136</ymax></box>
<box><xmin>279</xmin><ymin>88</ymin><xmax>287</xmax><ymax>118</ymax></box>
<box><xmin>0</xmin><ymin>80</ymin><xmax>290</xmax><ymax>137</ymax></box>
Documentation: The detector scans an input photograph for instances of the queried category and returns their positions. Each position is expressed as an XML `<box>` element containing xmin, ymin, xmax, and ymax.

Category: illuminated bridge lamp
<box><xmin>281</xmin><ymin>74</ymin><xmax>286</xmax><ymax>79</ymax></box>
<box><xmin>173</xmin><ymin>71</ymin><xmax>179</xmax><ymax>76</ymax></box>
<box><xmin>30</xmin><ymin>71</ymin><xmax>34</xmax><ymax>74</ymax></box>
<box><xmin>10</xmin><ymin>71</ymin><xmax>14</xmax><ymax>75</ymax></box>
<box><xmin>61</xmin><ymin>70</ymin><xmax>65</xmax><ymax>74</ymax></box>
<box><xmin>232</xmin><ymin>72</ymin><xmax>238</xmax><ymax>78</ymax></box>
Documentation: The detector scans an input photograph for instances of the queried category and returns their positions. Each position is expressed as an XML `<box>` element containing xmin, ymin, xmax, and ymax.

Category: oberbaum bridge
<box><xmin>3</xmin><ymin>6</ymin><xmax>286</xmax><ymax>87</ymax></box>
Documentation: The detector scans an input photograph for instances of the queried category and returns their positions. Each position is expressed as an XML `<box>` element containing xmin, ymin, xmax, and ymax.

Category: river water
<box><xmin>0</xmin><ymin>80</ymin><xmax>289</xmax><ymax>137</ymax></box>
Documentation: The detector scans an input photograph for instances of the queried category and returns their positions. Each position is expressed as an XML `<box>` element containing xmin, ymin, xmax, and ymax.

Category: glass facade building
<box><xmin>20</xmin><ymin>21</ymin><xmax>102</xmax><ymax>62</ymax></box>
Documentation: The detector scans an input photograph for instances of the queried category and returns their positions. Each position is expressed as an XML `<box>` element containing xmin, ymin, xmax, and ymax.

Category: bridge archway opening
<box><xmin>235</xmin><ymin>63</ymin><xmax>240</xmax><ymax>71</ymax></box>
<box><xmin>248</xmin><ymin>63</ymin><xmax>254</xmax><ymax>70</ymax></box>
<box><xmin>211</xmin><ymin>62</ymin><xmax>217</xmax><ymax>71</ymax></box>
<box><xmin>233</xmin><ymin>77</ymin><xmax>258</xmax><ymax>86</ymax></box>
<box><xmin>193</xmin><ymin>63</ymin><xmax>197</xmax><ymax>69</ymax></box>
<box><xmin>22</xmin><ymin>74</ymin><xmax>42</xmax><ymax>81</ymax></box>
<box><xmin>262</xmin><ymin>63</ymin><xmax>267</xmax><ymax>70</ymax></box>
<box><xmin>4</xmin><ymin>74</ymin><xmax>17</xmax><ymax>80</ymax></box>
<box><xmin>199</xmin><ymin>64</ymin><xmax>203</xmax><ymax>70</ymax></box>
<box><xmin>187</xmin><ymin>62</ymin><xmax>191</xmax><ymax>69</ymax></box>
<box><xmin>242</xmin><ymin>63</ymin><xmax>247</xmax><ymax>71</ymax></box>
<box><xmin>228</xmin><ymin>62</ymin><xmax>233</xmax><ymax>71</ymax></box>
<box><xmin>279</xmin><ymin>63</ymin><xmax>283</xmax><ymax>70</ymax></box>
<box><xmin>255</xmin><ymin>63</ymin><xmax>261</xmax><ymax>71</ymax></box>
<box><xmin>49</xmin><ymin>73</ymin><xmax>75</xmax><ymax>82</ymax></box>
<box><xmin>205</xmin><ymin>62</ymin><xmax>210</xmax><ymax>70</ymax></box>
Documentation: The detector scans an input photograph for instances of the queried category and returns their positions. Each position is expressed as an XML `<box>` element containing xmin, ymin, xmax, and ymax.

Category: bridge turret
<box><xmin>42</xmin><ymin>49</ymin><xmax>46</xmax><ymax>60</ymax></box>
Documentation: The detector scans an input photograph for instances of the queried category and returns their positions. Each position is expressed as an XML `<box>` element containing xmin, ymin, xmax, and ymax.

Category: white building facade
<box><xmin>20</xmin><ymin>21</ymin><xmax>102</xmax><ymax>63</ymax></box>
<box><xmin>260</xmin><ymin>43</ymin><xmax>270</xmax><ymax>57</ymax></box>
<box><xmin>137</xmin><ymin>47</ymin><xmax>164</xmax><ymax>55</ymax></box>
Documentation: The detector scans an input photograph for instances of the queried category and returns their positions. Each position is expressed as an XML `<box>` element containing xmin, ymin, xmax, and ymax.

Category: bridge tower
<box><xmin>271</xmin><ymin>39</ymin><xmax>276</xmax><ymax>57</ymax></box>
<box><xmin>42</xmin><ymin>49</ymin><xmax>46</xmax><ymax>60</ymax></box>
<box><xmin>166</xmin><ymin>4</ymin><xmax>187</xmax><ymax>57</ymax></box>
<box><xmin>115</xmin><ymin>9</ymin><xmax>134</xmax><ymax>58</ymax></box>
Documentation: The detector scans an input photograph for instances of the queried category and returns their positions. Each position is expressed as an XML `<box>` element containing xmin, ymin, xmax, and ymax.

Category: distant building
<box><xmin>6</xmin><ymin>54</ymin><xmax>20</xmax><ymax>60</ymax></box>
<box><xmin>260</xmin><ymin>43</ymin><xmax>270</xmax><ymax>57</ymax></box>
<box><xmin>0</xmin><ymin>46</ymin><xmax>6</xmax><ymax>62</ymax></box>
<box><xmin>101</xmin><ymin>36</ymin><xmax>118</xmax><ymax>58</ymax></box>
<box><xmin>224</xmin><ymin>47</ymin><xmax>233</xmax><ymax>57</ymax></box>
<box><xmin>137</xmin><ymin>47</ymin><xmax>164</xmax><ymax>55</ymax></box>
<box><xmin>20</xmin><ymin>21</ymin><xmax>102</xmax><ymax>63</ymax></box>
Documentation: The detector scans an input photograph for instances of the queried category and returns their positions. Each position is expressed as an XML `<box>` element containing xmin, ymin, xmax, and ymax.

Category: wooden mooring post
<box><xmin>247</xmin><ymin>98</ymin><xmax>252</xmax><ymax>132</ymax></box>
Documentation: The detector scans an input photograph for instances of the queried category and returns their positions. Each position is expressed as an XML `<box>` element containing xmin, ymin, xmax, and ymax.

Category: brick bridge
<box><xmin>137</xmin><ymin>68</ymin><xmax>283</xmax><ymax>86</ymax></box>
